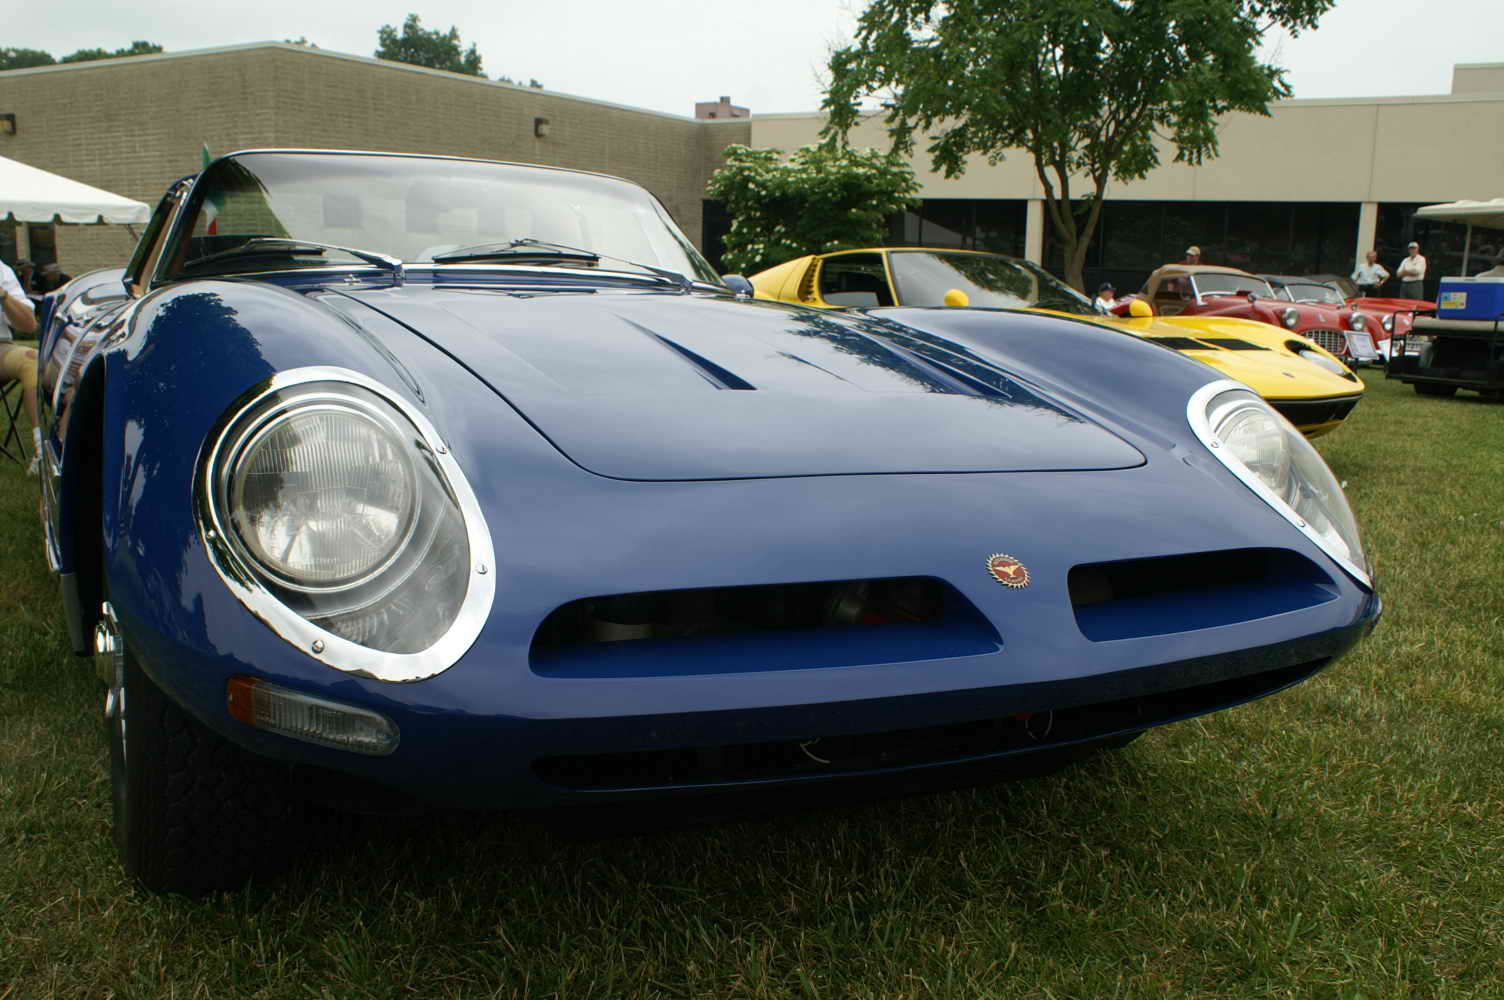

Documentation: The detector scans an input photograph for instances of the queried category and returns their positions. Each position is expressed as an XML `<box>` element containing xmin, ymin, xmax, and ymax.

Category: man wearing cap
<box><xmin>1182</xmin><ymin>246</ymin><xmax>1203</xmax><ymax>266</ymax></box>
<box><xmin>1396</xmin><ymin>242</ymin><xmax>1426</xmax><ymax>300</ymax></box>
<box><xmin>1094</xmin><ymin>282</ymin><xmax>1118</xmax><ymax>312</ymax></box>
<box><xmin>0</xmin><ymin>259</ymin><xmax>41</xmax><ymax>474</ymax></box>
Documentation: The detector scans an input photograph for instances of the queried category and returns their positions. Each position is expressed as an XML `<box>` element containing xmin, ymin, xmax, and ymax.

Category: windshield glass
<box><xmin>165</xmin><ymin>151</ymin><xmax>719</xmax><ymax>283</ymax></box>
<box><xmin>1193</xmin><ymin>273</ymin><xmax>1275</xmax><ymax>298</ymax></box>
<box><xmin>887</xmin><ymin>251</ymin><xmax>1096</xmax><ymax>315</ymax></box>
<box><xmin>1281</xmin><ymin>283</ymin><xmax>1345</xmax><ymax>305</ymax></box>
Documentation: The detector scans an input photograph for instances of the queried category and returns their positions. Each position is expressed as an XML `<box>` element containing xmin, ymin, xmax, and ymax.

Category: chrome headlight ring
<box><xmin>1381</xmin><ymin>313</ymin><xmax>1395</xmax><ymax>333</ymax></box>
<box><xmin>1348</xmin><ymin>312</ymin><xmax>1368</xmax><ymax>332</ymax></box>
<box><xmin>196</xmin><ymin>367</ymin><xmax>495</xmax><ymax>683</ymax></box>
<box><xmin>1187</xmin><ymin>380</ymin><xmax>1371</xmax><ymax>590</ymax></box>
<box><xmin>1281</xmin><ymin>307</ymin><xmax>1300</xmax><ymax>329</ymax></box>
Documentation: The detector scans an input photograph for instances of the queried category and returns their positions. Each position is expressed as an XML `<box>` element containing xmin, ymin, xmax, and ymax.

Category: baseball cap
<box><xmin>1186</xmin><ymin>245</ymin><xmax>1201</xmax><ymax>256</ymax></box>
<box><xmin>1407</xmin><ymin>241</ymin><xmax>1419</xmax><ymax>249</ymax></box>
<box><xmin>1098</xmin><ymin>282</ymin><xmax>1115</xmax><ymax>293</ymax></box>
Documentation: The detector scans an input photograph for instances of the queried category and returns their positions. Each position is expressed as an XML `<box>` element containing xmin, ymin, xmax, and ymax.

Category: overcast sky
<box><xmin>16</xmin><ymin>0</ymin><xmax>1504</xmax><ymax>117</ymax></box>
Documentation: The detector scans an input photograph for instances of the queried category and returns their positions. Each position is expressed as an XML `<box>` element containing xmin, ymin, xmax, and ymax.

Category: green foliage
<box><xmin>0</xmin><ymin>47</ymin><xmax>55</xmax><ymax>70</ymax></box>
<box><xmin>496</xmin><ymin>75</ymin><xmax>545</xmax><ymax>89</ymax></box>
<box><xmin>706</xmin><ymin>143</ymin><xmax>920</xmax><ymax>275</ymax></box>
<box><xmin>58</xmin><ymin>40</ymin><xmax>163</xmax><ymax>64</ymax></box>
<box><xmin>823</xmin><ymin>0</ymin><xmax>1335</xmax><ymax>289</ymax></box>
<box><xmin>375</xmin><ymin>13</ymin><xmax>484</xmax><ymax>77</ymax></box>
<box><xmin>2</xmin><ymin>42</ymin><xmax>161</xmax><ymax>71</ymax></box>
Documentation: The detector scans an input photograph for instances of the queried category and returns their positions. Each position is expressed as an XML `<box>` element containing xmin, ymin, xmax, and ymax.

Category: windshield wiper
<box><xmin>183</xmin><ymin>238</ymin><xmax>403</xmax><ymax>273</ymax></box>
<box><xmin>432</xmin><ymin>238</ymin><xmax>692</xmax><ymax>292</ymax></box>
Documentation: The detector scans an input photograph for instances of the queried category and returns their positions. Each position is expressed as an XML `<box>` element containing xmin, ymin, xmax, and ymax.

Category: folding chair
<box><xmin>0</xmin><ymin>379</ymin><xmax>25</xmax><ymax>466</ymax></box>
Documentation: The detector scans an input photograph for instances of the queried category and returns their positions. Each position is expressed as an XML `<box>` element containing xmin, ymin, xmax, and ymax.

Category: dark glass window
<box><xmin>1376</xmin><ymin>202</ymin><xmax>1483</xmax><ymax>299</ymax></box>
<box><xmin>700</xmin><ymin>199</ymin><xmax>732</xmax><ymax>272</ymax></box>
<box><xmin>818</xmin><ymin>253</ymin><xmax>894</xmax><ymax>307</ymax></box>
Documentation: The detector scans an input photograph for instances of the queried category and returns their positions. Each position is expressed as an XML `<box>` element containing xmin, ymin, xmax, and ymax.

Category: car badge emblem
<box><xmin>986</xmin><ymin>553</ymin><xmax>1031</xmax><ymax>588</ymax></box>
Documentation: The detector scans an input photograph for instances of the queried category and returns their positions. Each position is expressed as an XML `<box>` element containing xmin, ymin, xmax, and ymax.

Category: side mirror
<box><xmin>943</xmin><ymin>288</ymin><xmax>970</xmax><ymax>307</ymax></box>
<box><xmin>1127</xmin><ymin>298</ymin><xmax>1153</xmax><ymax>318</ymax></box>
<box><xmin>721</xmin><ymin>274</ymin><xmax>754</xmax><ymax>298</ymax></box>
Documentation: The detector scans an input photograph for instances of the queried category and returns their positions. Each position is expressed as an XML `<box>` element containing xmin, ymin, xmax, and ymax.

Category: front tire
<box><xmin>105</xmin><ymin>624</ymin><xmax>296</xmax><ymax>894</ymax></box>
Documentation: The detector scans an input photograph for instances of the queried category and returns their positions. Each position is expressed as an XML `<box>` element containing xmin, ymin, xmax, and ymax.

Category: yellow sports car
<box><xmin>750</xmin><ymin>248</ymin><xmax>1364</xmax><ymax>437</ymax></box>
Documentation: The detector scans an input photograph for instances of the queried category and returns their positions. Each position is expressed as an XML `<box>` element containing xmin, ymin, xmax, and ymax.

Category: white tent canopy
<box><xmin>1414</xmin><ymin>198</ymin><xmax>1504</xmax><ymax>231</ymax></box>
<box><xmin>1414</xmin><ymin>198</ymin><xmax>1504</xmax><ymax>272</ymax></box>
<box><xmin>1</xmin><ymin>154</ymin><xmax>150</xmax><ymax>225</ymax></box>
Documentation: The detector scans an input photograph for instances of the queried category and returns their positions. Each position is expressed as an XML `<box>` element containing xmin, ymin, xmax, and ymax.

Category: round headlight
<box><xmin>1189</xmin><ymin>383</ymin><xmax>1369</xmax><ymax>588</ymax></box>
<box><xmin>230</xmin><ymin>404</ymin><xmax>418</xmax><ymax>591</ymax></box>
<box><xmin>199</xmin><ymin>370</ymin><xmax>496</xmax><ymax>680</ymax></box>
<box><xmin>1382</xmin><ymin>313</ymin><xmax>1395</xmax><ymax>333</ymax></box>
<box><xmin>1281</xmin><ymin>307</ymin><xmax>1300</xmax><ymax>329</ymax></box>
<box><xmin>1349</xmin><ymin>313</ymin><xmax>1367</xmax><ymax>332</ymax></box>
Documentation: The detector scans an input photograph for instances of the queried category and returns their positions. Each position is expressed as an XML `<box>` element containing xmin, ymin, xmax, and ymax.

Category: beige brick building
<box><xmin>0</xmin><ymin>43</ymin><xmax>750</xmax><ymax>275</ymax></box>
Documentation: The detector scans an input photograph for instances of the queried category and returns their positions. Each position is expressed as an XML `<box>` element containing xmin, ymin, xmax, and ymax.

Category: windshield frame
<box><xmin>1190</xmin><ymin>273</ymin><xmax>1276</xmax><ymax>301</ymax></box>
<box><xmin>153</xmin><ymin>149</ymin><xmax>722</xmax><ymax>289</ymax></box>
<box><xmin>1279</xmin><ymin>282</ymin><xmax>1346</xmax><ymax>306</ymax></box>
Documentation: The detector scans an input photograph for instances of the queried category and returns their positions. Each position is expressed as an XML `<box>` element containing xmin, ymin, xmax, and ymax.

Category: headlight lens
<box><xmin>1297</xmin><ymin>348</ymin><xmax>1351</xmax><ymax>377</ymax></box>
<box><xmin>1190</xmin><ymin>383</ymin><xmax>1369</xmax><ymax>587</ymax></box>
<box><xmin>231</xmin><ymin>404</ymin><xmax>418</xmax><ymax>591</ymax></box>
<box><xmin>1382</xmin><ymin>313</ymin><xmax>1395</xmax><ymax>333</ymax></box>
<box><xmin>200</xmin><ymin>371</ymin><xmax>495</xmax><ymax>679</ymax></box>
<box><xmin>1281</xmin><ymin>307</ymin><xmax>1300</xmax><ymax>329</ymax></box>
<box><xmin>1349</xmin><ymin>313</ymin><xmax>1367</xmax><ymax>332</ymax></box>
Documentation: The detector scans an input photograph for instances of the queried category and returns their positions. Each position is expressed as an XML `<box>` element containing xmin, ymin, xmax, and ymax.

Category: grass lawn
<box><xmin>1</xmin><ymin>372</ymin><xmax>1501</xmax><ymax>999</ymax></box>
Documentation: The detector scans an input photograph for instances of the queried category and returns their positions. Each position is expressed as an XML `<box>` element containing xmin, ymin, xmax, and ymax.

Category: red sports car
<box><xmin>1123</xmin><ymin>265</ymin><xmax>1381</xmax><ymax>365</ymax></box>
<box><xmin>1298</xmin><ymin>274</ymin><xmax>1435</xmax><ymax>359</ymax></box>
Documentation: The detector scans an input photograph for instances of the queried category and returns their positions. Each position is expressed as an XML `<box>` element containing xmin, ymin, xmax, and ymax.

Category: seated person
<box><xmin>36</xmin><ymin>262</ymin><xmax>73</xmax><ymax>293</ymax></box>
<box><xmin>1</xmin><ymin>261</ymin><xmax>41</xmax><ymax>474</ymax></box>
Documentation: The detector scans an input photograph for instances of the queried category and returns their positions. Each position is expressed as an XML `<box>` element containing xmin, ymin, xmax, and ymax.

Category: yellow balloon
<box><xmin>943</xmin><ymin>288</ymin><xmax>970</xmax><ymax>307</ymax></box>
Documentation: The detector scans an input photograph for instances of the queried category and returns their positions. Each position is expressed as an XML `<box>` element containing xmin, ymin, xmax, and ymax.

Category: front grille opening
<box><xmin>1068</xmin><ymin>548</ymin><xmax>1337</xmax><ymax>642</ymax></box>
<box><xmin>530</xmin><ymin>577</ymin><xmax>1000</xmax><ymax>678</ymax></box>
<box><xmin>532</xmin><ymin>657</ymin><xmax>1328</xmax><ymax>790</ymax></box>
<box><xmin>1270</xmin><ymin>396</ymin><xmax>1360</xmax><ymax>428</ymax></box>
<box><xmin>1305</xmin><ymin>329</ymin><xmax>1346</xmax><ymax>355</ymax></box>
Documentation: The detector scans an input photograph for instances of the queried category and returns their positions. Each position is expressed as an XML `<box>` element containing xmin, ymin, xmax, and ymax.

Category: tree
<box><xmin>706</xmin><ymin>143</ymin><xmax>919</xmax><ymax>275</ymax></box>
<box><xmin>59</xmin><ymin>41</ymin><xmax>163</xmax><ymax>64</ymax></box>
<box><xmin>823</xmin><ymin>0</ymin><xmax>1335</xmax><ymax>290</ymax></box>
<box><xmin>3</xmin><ymin>42</ymin><xmax>163</xmax><ymax>70</ymax></box>
<box><xmin>0</xmin><ymin>47</ymin><xmax>56</xmax><ymax>71</ymax></box>
<box><xmin>375</xmin><ymin>13</ymin><xmax>484</xmax><ymax>77</ymax></box>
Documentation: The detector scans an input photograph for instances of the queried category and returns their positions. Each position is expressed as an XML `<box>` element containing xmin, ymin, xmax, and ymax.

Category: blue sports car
<box><xmin>36</xmin><ymin>150</ymin><xmax>1380</xmax><ymax>894</ymax></box>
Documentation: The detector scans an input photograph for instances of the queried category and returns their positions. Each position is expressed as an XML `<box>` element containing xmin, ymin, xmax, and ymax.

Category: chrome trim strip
<box><xmin>1186</xmin><ymin>379</ymin><xmax>1372</xmax><ymax>590</ymax></box>
<box><xmin>194</xmin><ymin>367</ymin><xmax>496</xmax><ymax>683</ymax></box>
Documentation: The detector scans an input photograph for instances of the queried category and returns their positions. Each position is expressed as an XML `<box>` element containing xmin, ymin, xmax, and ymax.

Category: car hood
<box><xmin>332</xmin><ymin>287</ymin><xmax>1146</xmax><ymax>481</ymax></box>
<box><xmin>1101</xmin><ymin>314</ymin><xmax>1363</xmax><ymax>401</ymax></box>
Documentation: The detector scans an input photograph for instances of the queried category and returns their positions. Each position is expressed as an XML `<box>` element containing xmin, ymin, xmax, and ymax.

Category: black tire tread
<box><xmin>117</xmin><ymin>654</ymin><xmax>296</xmax><ymax>895</ymax></box>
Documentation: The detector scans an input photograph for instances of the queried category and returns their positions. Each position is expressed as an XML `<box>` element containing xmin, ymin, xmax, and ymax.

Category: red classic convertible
<box><xmin>1121</xmin><ymin>265</ymin><xmax>1382</xmax><ymax>365</ymax></box>
<box><xmin>1297</xmin><ymin>274</ymin><xmax>1435</xmax><ymax>359</ymax></box>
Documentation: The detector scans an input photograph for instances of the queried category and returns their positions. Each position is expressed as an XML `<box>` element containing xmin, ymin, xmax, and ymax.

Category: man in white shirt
<box><xmin>1351</xmin><ymin>251</ymin><xmax>1389</xmax><ymax>297</ymax></box>
<box><xmin>1094</xmin><ymin>282</ymin><xmax>1117</xmax><ymax>312</ymax></box>
<box><xmin>0</xmin><ymin>260</ymin><xmax>42</xmax><ymax>474</ymax></box>
<box><xmin>1396</xmin><ymin>242</ymin><xmax>1427</xmax><ymax>300</ymax></box>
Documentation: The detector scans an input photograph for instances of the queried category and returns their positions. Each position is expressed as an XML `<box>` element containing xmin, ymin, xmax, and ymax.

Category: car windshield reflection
<box><xmin>1193</xmin><ymin>274</ymin><xmax>1275</xmax><ymax>298</ymax></box>
<box><xmin>167</xmin><ymin>151</ymin><xmax>719</xmax><ymax>284</ymax></box>
<box><xmin>887</xmin><ymin>251</ymin><xmax>1097</xmax><ymax>315</ymax></box>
